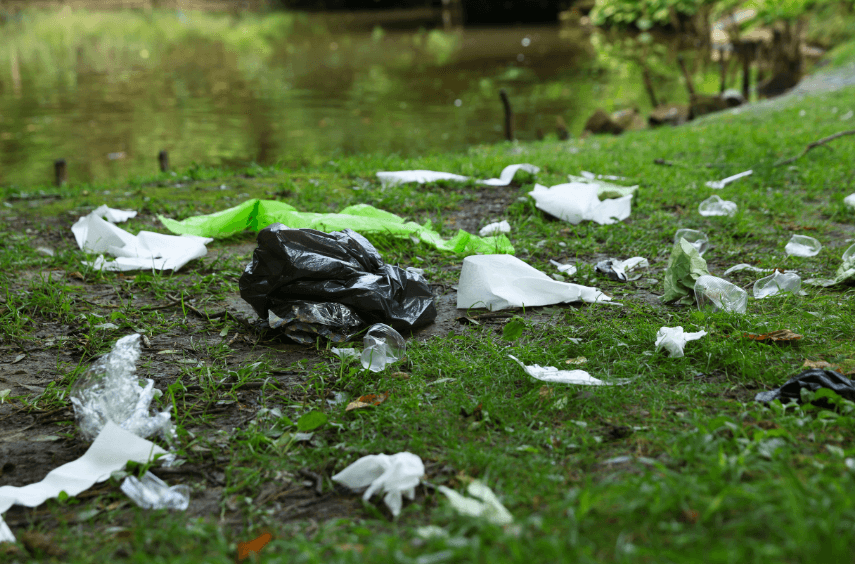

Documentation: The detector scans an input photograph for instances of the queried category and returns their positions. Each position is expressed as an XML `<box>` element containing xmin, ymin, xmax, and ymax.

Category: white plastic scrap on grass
<box><xmin>694</xmin><ymin>275</ymin><xmax>748</xmax><ymax>313</ymax></box>
<box><xmin>655</xmin><ymin>326</ymin><xmax>707</xmax><ymax>358</ymax></box>
<box><xmin>674</xmin><ymin>229</ymin><xmax>709</xmax><ymax>255</ymax></box>
<box><xmin>785</xmin><ymin>234</ymin><xmax>822</xmax><ymax>257</ymax></box>
<box><xmin>457</xmin><ymin>255</ymin><xmax>610</xmax><ymax>311</ymax></box>
<box><xmin>549</xmin><ymin>259</ymin><xmax>577</xmax><ymax>275</ymax></box>
<box><xmin>479</xmin><ymin>220</ymin><xmax>511</xmax><ymax>237</ymax></box>
<box><xmin>528</xmin><ymin>181</ymin><xmax>632</xmax><ymax>225</ymax></box>
<box><xmin>375</xmin><ymin>164</ymin><xmax>539</xmax><ymax>188</ymax></box>
<box><xmin>0</xmin><ymin>422</ymin><xmax>167</xmax><ymax>543</ymax></box>
<box><xmin>72</xmin><ymin>208</ymin><xmax>212</xmax><ymax>272</ymax></box>
<box><xmin>705</xmin><ymin>170</ymin><xmax>753</xmax><ymax>189</ymax></box>
<box><xmin>724</xmin><ymin>263</ymin><xmax>775</xmax><ymax>276</ymax></box>
<box><xmin>753</xmin><ymin>271</ymin><xmax>801</xmax><ymax>299</ymax></box>
<box><xmin>69</xmin><ymin>334</ymin><xmax>174</xmax><ymax>441</ymax></box>
<box><xmin>121</xmin><ymin>471</ymin><xmax>190</xmax><ymax>510</ymax></box>
<box><xmin>437</xmin><ymin>480</ymin><xmax>513</xmax><ymax>526</ymax></box>
<box><xmin>698</xmin><ymin>195</ymin><xmax>737</xmax><ymax>217</ymax></box>
<box><xmin>508</xmin><ymin>355</ymin><xmax>630</xmax><ymax>385</ymax></box>
<box><xmin>331</xmin><ymin>452</ymin><xmax>424</xmax><ymax>517</ymax></box>
<box><xmin>91</xmin><ymin>204</ymin><xmax>138</xmax><ymax>223</ymax></box>
<box><xmin>845</xmin><ymin>193</ymin><xmax>855</xmax><ymax>209</ymax></box>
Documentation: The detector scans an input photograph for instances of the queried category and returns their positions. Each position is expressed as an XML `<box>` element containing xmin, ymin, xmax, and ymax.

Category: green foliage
<box><xmin>501</xmin><ymin>316</ymin><xmax>526</xmax><ymax>341</ymax></box>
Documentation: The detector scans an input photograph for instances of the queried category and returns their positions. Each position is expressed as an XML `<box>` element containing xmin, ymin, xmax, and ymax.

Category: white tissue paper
<box><xmin>376</xmin><ymin>164</ymin><xmax>539</xmax><ymax>188</ymax></box>
<box><xmin>457</xmin><ymin>255</ymin><xmax>610</xmax><ymax>311</ymax></box>
<box><xmin>845</xmin><ymin>193</ymin><xmax>855</xmax><ymax>209</ymax></box>
<box><xmin>438</xmin><ymin>481</ymin><xmax>513</xmax><ymax>525</ymax></box>
<box><xmin>72</xmin><ymin>211</ymin><xmax>212</xmax><ymax>272</ymax></box>
<box><xmin>528</xmin><ymin>182</ymin><xmax>632</xmax><ymax>225</ymax></box>
<box><xmin>331</xmin><ymin>452</ymin><xmax>424</xmax><ymax>517</ymax></box>
<box><xmin>654</xmin><ymin>326</ymin><xmax>707</xmax><ymax>358</ymax></box>
<box><xmin>479</xmin><ymin>221</ymin><xmax>511</xmax><ymax>237</ymax></box>
<box><xmin>92</xmin><ymin>204</ymin><xmax>138</xmax><ymax>223</ymax></box>
<box><xmin>508</xmin><ymin>355</ymin><xmax>630</xmax><ymax>385</ymax></box>
<box><xmin>0</xmin><ymin>421</ymin><xmax>167</xmax><ymax>542</ymax></box>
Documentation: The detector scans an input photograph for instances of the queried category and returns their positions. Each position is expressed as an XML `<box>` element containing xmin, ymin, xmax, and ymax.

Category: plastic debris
<box><xmin>724</xmin><ymin>263</ymin><xmax>774</xmax><ymax>276</ymax></box>
<box><xmin>785</xmin><ymin>234</ymin><xmax>822</xmax><ymax>257</ymax></box>
<box><xmin>528</xmin><ymin>181</ymin><xmax>632</xmax><ymax>225</ymax></box>
<box><xmin>0</xmin><ymin>422</ymin><xmax>167</xmax><ymax>543</ymax></box>
<box><xmin>662</xmin><ymin>239</ymin><xmax>711</xmax><ymax>304</ymax></box>
<box><xmin>804</xmin><ymin>242</ymin><xmax>855</xmax><ymax>286</ymax></box>
<box><xmin>694</xmin><ymin>275</ymin><xmax>748</xmax><ymax>313</ymax></box>
<box><xmin>595</xmin><ymin>257</ymin><xmax>649</xmax><ymax>282</ymax></box>
<box><xmin>655</xmin><ymin>326</ymin><xmax>707</xmax><ymax>358</ymax></box>
<box><xmin>479</xmin><ymin>221</ymin><xmax>511</xmax><ymax>237</ymax></box>
<box><xmin>376</xmin><ymin>163</ymin><xmax>539</xmax><ymax>188</ymax></box>
<box><xmin>346</xmin><ymin>391</ymin><xmax>390</xmax><ymax>411</ymax></box>
<box><xmin>567</xmin><ymin>173</ymin><xmax>639</xmax><ymax>198</ymax></box>
<box><xmin>437</xmin><ymin>480</ymin><xmax>514</xmax><ymax>525</ymax></box>
<box><xmin>755</xmin><ymin>369</ymin><xmax>855</xmax><ymax>404</ymax></box>
<box><xmin>240</xmin><ymin>225</ymin><xmax>436</xmax><ymax>342</ymax></box>
<box><xmin>331</xmin><ymin>348</ymin><xmax>361</xmax><ymax>361</ymax></box>
<box><xmin>845</xmin><ymin>193</ymin><xmax>855</xmax><ymax>209</ymax></box>
<box><xmin>159</xmin><ymin>199</ymin><xmax>512</xmax><ymax>256</ymax></box>
<box><xmin>580</xmin><ymin>170</ymin><xmax>628</xmax><ymax>182</ymax></box>
<box><xmin>673</xmin><ymin>229</ymin><xmax>709</xmax><ymax>255</ymax></box>
<box><xmin>457</xmin><ymin>255</ymin><xmax>610</xmax><ymax>311</ymax></box>
<box><xmin>549</xmin><ymin>259</ymin><xmax>577</xmax><ymax>275</ymax></box>
<box><xmin>362</xmin><ymin>324</ymin><xmax>406</xmax><ymax>372</ymax></box>
<box><xmin>698</xmin><ymin>195</ymin><xmax>737</xmax><ymax>217</ymax></box>
<box><xmin>69</xmin><ymin>334</ymin><xmax>173</xmax><ymax>441</ymax></box>
<box><xmin>753</xmin><ymin>271</ymin><xmax>801</xmax><ymax>298</ymax></box>
<box><xmin>92</xmin><ymin>204</ymin><xmax>137</xmax><ymax>223</ymax></box>
<box><xmin>705</xmin><ymin>170</ymin><xmax>753</xmax><ymax>189</ymax></box>
<box><xmin>72</xmin><ymin>211</ymin><xmax>211</xmax><ymax>272</ymax></box>
<box><xmin>508</xmin><ymin>355</ymin><xmax>630</xmax><ymax>385</ymax></box>
<box><xmin>121</xmin><ymin>471</ymin><xmax>190</xmax><ymax>510</ymax></box>
<box><xmin>331</xmin><ymin>452</ymin><xmax>424</xmax><ymax>517</ymax></box>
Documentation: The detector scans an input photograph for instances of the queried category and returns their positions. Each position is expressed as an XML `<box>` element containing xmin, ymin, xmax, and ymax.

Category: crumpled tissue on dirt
<box><xmin>332</xmin><ymin>452</ymin><xmax>424</xmax><ymax>517</ymax></box>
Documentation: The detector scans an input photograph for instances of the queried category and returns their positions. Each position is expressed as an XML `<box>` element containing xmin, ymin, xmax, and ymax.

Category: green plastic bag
<box><xmin>662</xmin><ymin>238</ymin><xmax>711</xmax><ymax>304</ymax></box>
<box><xmin>158</xmin><ymin>199</ymin><xmax>513</xmax><ymax>256</ymax></box>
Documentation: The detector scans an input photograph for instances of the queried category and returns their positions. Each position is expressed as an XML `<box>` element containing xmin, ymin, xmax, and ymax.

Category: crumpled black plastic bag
<box><xmin>239</xmin><ymin>224</ymin><xmax>436</xmax><ymax>338</ymax></box>
<box><xmin>755</xmin><ymin>368</ymin><xmax>855</xmax><ymax>405</ymax></box>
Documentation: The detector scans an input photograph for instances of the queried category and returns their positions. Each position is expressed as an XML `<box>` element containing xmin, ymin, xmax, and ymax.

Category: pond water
<box><xmin>0</xmin><ymin>10</ymin><xmax>702</xmax><ymax>186</ymax></box>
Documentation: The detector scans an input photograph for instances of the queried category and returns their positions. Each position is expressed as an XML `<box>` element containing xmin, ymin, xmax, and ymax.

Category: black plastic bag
<box><xmin>755</xmin><ymin>368</ymin><xmax>855</xmax><ymax>405</ymax></box>
<box><xmin>240</xmin><ymin>225</ymin><xmax>436</xmax><ymax>341</ymax></box>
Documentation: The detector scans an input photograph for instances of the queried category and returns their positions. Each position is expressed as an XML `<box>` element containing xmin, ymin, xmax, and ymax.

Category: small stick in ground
<box><xmin>499</xmin><ymin>89</ymin><xmax>514</xmax><ymax>141</ymax></box>
<box><xmin>774</xmin><ymin>129</ymin><xmax>855</xmax><ymax>167</ymax></box>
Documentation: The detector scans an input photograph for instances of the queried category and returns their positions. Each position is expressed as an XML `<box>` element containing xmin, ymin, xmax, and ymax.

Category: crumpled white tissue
<box><xmin>0</xmin><ymin>421</ymin><xmax>166</xmax><ymax>543</ymax></box>
<box><xmin>331</xmin><ymin>452</ymin><xmax>424</xmax><ymax>517</ymax></box>
<box><xmin>457</xmin><ymin>255</ymin><xmax>610</xmax><ymax>311</ymax></box>
<box><xmin>705</xmin><ymin>170</ymin><xmax>753</xmax><ymax>189</ymax></box>
<box><xmin>376</xmin><ymin>164</ymin><xmax>538</xmax><ymax>188</ymax></box>
<box><xmin>438</xmin><ymin>480</ymin><xmax>513</xmax><ymax>525</ymax></box>
<box><xmin>92</xmin><ymin>204</ymin><xmax>138</xmax><ymax>223</ymax></box>
<box><xmin>479</xmin><ymin>220</ymin><xmax>511</xmax><ymax>237</ymax></box>
<box><xmin>508</xmin><ymin>354</ymin><xmax>630</xmax><ymax>385</ymax></box>
<box><xmin>528</xmin><ymin>182</ymin><xmax>632</xmax><ymax>225</ymax></box>
<box><xmin>72</xmin><ymin>210</ymin><xmax>212</xmax><ymax>272</ymax></box>
<box><xmin>654</xmin><ymin>326</ymin><xmax>707</xmax><ymax>358</ymax></box>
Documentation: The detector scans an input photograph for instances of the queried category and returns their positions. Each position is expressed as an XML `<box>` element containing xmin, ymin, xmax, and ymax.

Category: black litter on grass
<box><xmin>755</xmin><ymin>369</ymin><xmax>855</xmax><ymax>405</ymax></box>
<box><xmin>239</xmin><ymin>224</ymin><xmax>437</xmax><ymax>344</ymax></box>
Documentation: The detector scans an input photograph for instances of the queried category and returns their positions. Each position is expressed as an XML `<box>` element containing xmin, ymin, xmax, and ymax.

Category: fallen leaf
<box><xmin>69</xmin><ymin>271</ymin><xmax>85</xmax><ymax>280</ymax></box>
<box><xmin>157</xmin><ymin>349</ymin><xmax>181</xmax><ymax>355</ymax></box>
<box><xmin>390</xmin><ymin>372</ymin><xmax>410</xmax><ymax>380</ymax></box>
<box><xmin>345</xmin><ymin>391</ymin><xmax>390</xmax><ymax>412</ymax></box>
<box><xmin>20</xmin><ymin>531</ymin><xmax>65</xmax><ymax>557</ymax></box>
<box><xmin>12</xmin><ymin>354</ymin><xmax>25</xmax><ymax>364</ymax></box>
<box><xmin>802</xmin><ymin>359</ymin><xmax>855</xmax><ymax>375</ymax></box>
<box><xmin>743</xmin><ymin>330</ymin><xmax>803</xmax><ymax>342</ymax></box>
<box><xmin>565</xmin><ymin>357</ymin><xmax>588</xmax><ymax>365</ymax></box>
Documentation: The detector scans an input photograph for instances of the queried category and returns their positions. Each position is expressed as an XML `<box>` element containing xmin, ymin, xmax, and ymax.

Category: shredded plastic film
<box><xmin>361</xmin><ymin>324</ymin><xmax>406</xmax><ymax>372</ymax></box>
<box><xmin>121</xmin><ymin>471</ymin><xmax>190</xmax><ymax>510</ymax></box>
<box><xmin>673</xmin><ymin>229</ymin><xmax>709</xmax><ymax>255</ymax></box>
<box><xmin>694</xmin><ymin>275</ymin><xmax>748</xmax><ymax>313</ymax></box>
<box><xmin>753</xmin><ymin>271</ymin><xmax>801</xmax><ymax>299</ymax></box>
<box><xmin>698</xmin><ymin>195</ymin><xmax>737</xmax><ymax>217</ymax></box>
<box><xmin>785</xmin><ymin>234</ymin><xmax>822</xmax><ymax>257</ymax></box>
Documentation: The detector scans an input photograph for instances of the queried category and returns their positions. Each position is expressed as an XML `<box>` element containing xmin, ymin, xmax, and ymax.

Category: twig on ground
<box><xmin>774</xmin><ymin>129</ymin><xmax>855</xmax><ymax>167</ymax></box>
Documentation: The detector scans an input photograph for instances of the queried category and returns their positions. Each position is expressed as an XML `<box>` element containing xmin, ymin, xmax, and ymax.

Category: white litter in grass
<box><xmin>655</xmin><ymin>326</ymin><xmax>707</xmax><ymax>358</ymax></box>
<box><xmin>753</xmin><ymin>271</ymin><xmax>801</xmax><ymax>298</ymax></box>
<box><xmin>508</xmin><ymin>355</ymin><xmax>630</xmax><ymax>385</ymax></box>
<box><xmin>698</xmin><ymin>195</ymin><xmax>737</xmax><ymax>217</ymax></box>
<box><xmin>529</xmin><ymin>181</ymin><xmax>632</xmax><ymax>225</ymax></box>
<box><xmin>479</xmin><ymin>220</ymin><xmax>511</xmax><ymax>237</ymax></box>
<box><xmin>845</xmin><ymin>193</ymin><xmax>855</xmax><ymax>209</ymax></box>
<box><xmin>705</xmin><ymin>170</ymin><xmax>753</xmax><ymax>189</ymax></box>
<box><xmin>674</xmin><ymin>229</ymin><xmax>709</xmax><ymax>255</ymax></box>
<box><xmin>331</xmin><ymin>452</ymin><xmax>424</xmax><ymax>517</ymax></box>
<box><xmin>376</xmin><ymin>164</ymin><xmax>538</xmax><ymax>188</ymax></box>
<box><xmin>437</xmin><ymin>480</ymin><xmax>513</xmax><ymax>525</ymax></box>
<box><xmin>724</xmin><ymin>263</ymin><xmax>775</xmax><ymax>276</ymax></box>
<box><xmin>785</xmin><ymin>234</ymin><xmax>822</xmax><ymax>257</ymax></box>
<box><xmin>92</xmin><ymin>204</ymin><xmax>137</xmax><ymax>223</ymax></box>
<box><xmin>549</xmin><ymin>259</ymin><xmax>577</xmax><ymax>275</ymax></box>
<box><xmin>121</xmin><ymin>471</ymin><xmax>190</xmax><ymax>510</ymax></box>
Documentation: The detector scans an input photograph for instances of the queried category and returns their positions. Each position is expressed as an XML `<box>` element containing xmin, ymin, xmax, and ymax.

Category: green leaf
<box><xmin>502</xmin><ymin>316</ymin><xmax>526</xmax><ymax>341</ymax></box>
<box><xmin>297</xmin><ymin>411</ymin><xmax>328</xmax><ymax>432</ymax></box>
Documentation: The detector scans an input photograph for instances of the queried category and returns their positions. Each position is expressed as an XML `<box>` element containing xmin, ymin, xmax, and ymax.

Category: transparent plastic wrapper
<box><xmin>804</xmin><ymin>242</ymin><xmax>855</xmax><ymax>286</ymax></box>
<box><xmin>694</xmin><ymin>275</ymin><xmax>748</xmax><ymax>313</ymax></box>
<box><xmin>673</xmin><ymin>229</ymin><xmax>709</xmax><ymax>255</ymax></box>
<box><xmin>753</xmin><ymin>271</ymin><xmax>801</xmax><ymax>299</ymax></box>
<box><xmin>240</xmin><ymin>225</ymin><xmax>436</xmax><ymax>340</ymax></box>
<box><xmin>705</xmin><ymin>170</ymin><xmax>752</xmax><ymax>189</ymax></box>
<box><xmin>69</xmin><ymin>334</ymin><xmax>173</xmax><ymax>441</ymax></box>
<box><xmin>361</xmin><ymin>323</ymin><xmax>406</xmax><ymax>372</ymax></box>
<box><xmin>437</xmin><ymin>480</ymin><xmax>513</xmax><ymax>525</ymax></box>
<box><xmin>724</xmin><ymin>263</ymin><xmax>774</xmax><ymax>276</ymax></box>
<box><xmin>755</xmin><ymin>369</ymin><xmax>855</xmax><ymax>405</ymax></box>
<box><xmin>479</xmin><ymin>221</ymin><xmax>511</xmax><ymax>237</ymax></box>
<box><xmin>121</xmin><ymin>471</ymin><xmax>190</xmax><ymax>510</ymax></box>
<box><xmin>785</xmin><ymin>234</ymin><xmax>822</xmax><ymax>257</ymax></box>
<box><xmin>698</xmin><ymin>195</ymin><xmax>737</xmax><ymax>217</ymax></box>
<box><xmin>268</xmin><ymin>303</ymin><xmax>364</xmax><ymax>345</ymax></box>
<box><xmin>655</xmin><ymin>326</ymin><xmax>707</xmax><ymax>358</ymax></box>
<box><xmin>332</xmin><ymin>452</ymin><xmax>424</xmax><ymax>517</ymax></box>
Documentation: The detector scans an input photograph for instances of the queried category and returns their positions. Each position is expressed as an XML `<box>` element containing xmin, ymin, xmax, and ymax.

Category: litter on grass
<box><xmin>567</xmin><ymin>173</ymin><xmax>639</xmax><ymax>198</ymax></box>
<box><xmin>662</xmin><ymin>239</ymin><xmax>710</xmax><ymax>305</ymax></box>
<box><xmin>331</xmin><ymin>452</ymin><xmax>424</xmax><ymax>517</ymax></box>
<box><xmin>724</xmin><ymin>263</ymin><xmax>775</xmax><ymax>275</ymax></box>
<box><xmin>240</xmin><ymin>225</ymin><xmax>436</xmax><ymax>342</ymax></box>
<box><xmin>655</xmin><ymin>326</ymin><xmax>707</xmax><ymax>358</ymax></box>
<box><xmin>743</xmin><ymin>330</ymin><xmax>803</xmax><ymax>342</ymax></box>
<box><xmin>457</xmin><ymin>255</ymin><xmax>610</xmax><ymax>311</ymax></box>
<box><xmin>528</xmin><ymin>181</ymin><xmax>632</xmax><ymax>225</ymax></box>
<box><xmin>508</xmin><ymin>355</ymin><xmax>630</xmax><ymax>385</ymax></box>
<box><xmin>550</xmin><ymin>259</ymin><xmax>577</xmax><ymax>275</ymax></box>
<box><xmin>121</xmin><ymin>471</ymin><xmax>190</xmax><ymax>510</ymax></box>
<box><xmin>91</xmin><ymin>204</ymin><xmax>137</xmax><ymax>223</ymax></box>
<box><xmin>437</xmin><ymin>481</ymin><xmax>514</xmax><ymax>526</ymax></box>
<box><xmin>595</xmin><ymin>257</ymin><xmax>648</xmax><ymax>282</ymax></box>
<box><xmin>0</xmin><ymin>422</ymin><xmax>167</xmax><ymax>543</ymax></box>
<box><xmin>804</xmin><ymin>242</ymin><xmax>855</xmax><ymax>286</ymax></box>
<box><xmin>705</xmin><ymin>170</ymin><xmax>753</xmax><ymax>189</ymax></box>
<box><xmin>479</xmin><ymin>221</ymin><xmax>511</xmax><ymax>237</ymax></box>
<box><xmin>785</xmin><ymin>234</ymin><xmax>822</xmax><ymax>257</ymax></box>
<box><xmin>753</xmin><ymin>271</ymin><xmax>801</xmax><ymax>298</ymax></box>
<box><xmin>844</xmin><ymin>193</ymin><xmax>855</xmax><ymax>209</ymax></box>
<box><xmin>375</xmin><ymin>163</ymin><xmax>539</xmax><ymax>188</ymax></box>
<box><xmin>698</xmin><ymin>195</ymin><xmax>737</xmax><ymax>217</ymax></box>
<box><xmin>694</xmin><ymin>275</ymin><xmax>748</xmax><ymax>313</ymax></box>
<box><xmin>362</xmin><ymin>324</ymin><xmax>406</xmax><ymax>372</ymax></box>
<box><xmin>72</xmin><ymin>210</ymin><xmax>211</xmax><ymax>272</ymax></box>
<box><xmin>673</xmin><ymin>229</ymin><xmax>709</xmax><ymax>255</ymax></box>
<box><xmin>755</xmin><ymin>369</ymin><xmax>855</xmax><ymax>404</ymax></box>
<box><xmin>69</xmin><ymin>334</ymin><xmax>173</xmax><ymax>441</ymax></box>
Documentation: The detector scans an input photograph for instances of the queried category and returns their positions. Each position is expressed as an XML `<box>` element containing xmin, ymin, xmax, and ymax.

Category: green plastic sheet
<box><xmin>158</xmin><ymin>199</ymin><xmax>513</xmax><ymax>256</ymax></box>
<box><xmin>662</xmin><ymin>238</ymin><xmax>711</xmax><ymax>304</ymax></box>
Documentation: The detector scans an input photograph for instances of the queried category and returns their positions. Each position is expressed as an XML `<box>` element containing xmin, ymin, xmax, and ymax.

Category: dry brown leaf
<box><xmin>743</xmin><ymin>330</ymin><xmax>803</xmax><ymax>342</ymax></box>
<box><xmin>390</xmin><ymin>372</ymin><xmax>410</xmax><ymax>380</ymax></box>
<box><xmin>345</xmin><ymin>391</ymin><xmax>390</xmax><ymax>412</ymax></box>
<box><xmin>538</xmin><ymin>386</ymin><xmax>553</xmax><ymax>399</ymax></box>
<box><xmin>801</xmin><ymin>359</ymin><xmax>855</xmax><ymax>375</ymax></box>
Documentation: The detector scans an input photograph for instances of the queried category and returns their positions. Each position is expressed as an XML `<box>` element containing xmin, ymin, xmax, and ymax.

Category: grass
<box><xmin>2</xmin><ymin>61</ymin><xmax>855</xmax><ymax>563</ymax></box>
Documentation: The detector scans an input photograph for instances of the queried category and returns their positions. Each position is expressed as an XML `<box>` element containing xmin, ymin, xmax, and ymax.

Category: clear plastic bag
<box><xmin>361</xmin><ymin>324</ymin><xmax>407</xmax><ymax>372</ymax></box>
<box><xmin>694</xmin><ymin>275</ymin><xmax>747</xmax><ymax>313</ymax></box>
<box><xmin>121</xmin><ymin>471</ymin><xmax>190</xmax><ymax>510</ymax></box>
<box><xmin>785</xmin><ymin>234</ymin><xmax>822</xmax><ymax>257</ymax></box>
<box><xmin>753</xmin><ymin>271</ymin><xmax>801</xmax><ymax>299</ymax></box>
<box><xmin>674</xmin><ymin>229</ymin><xmax>709</xmax><ymax>255</ymax></box>
<box><xmin>698</xmin><ymin>195</ymin><xmax>737</xmax><ymax>217</ymax></box>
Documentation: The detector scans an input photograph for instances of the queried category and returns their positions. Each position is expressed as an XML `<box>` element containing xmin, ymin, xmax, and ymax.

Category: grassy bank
<box><xmin>2</xmin><ymin>62</ymin><xmax>855</xmax><ymax>564</ymax></box>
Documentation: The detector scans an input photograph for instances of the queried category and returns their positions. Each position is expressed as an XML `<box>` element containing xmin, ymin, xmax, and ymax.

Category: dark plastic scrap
<box><xmin>240</xmin><ymin>224</ymin><xmax>436</xmax><ymax>343</ymax></box>
<box><xmin>755</xmin><ymin>369</ymin><xmax>855</xmax><ymax>404</ymax></box>
<box><xmin>595</xmin><ymin>259</ymin><xmax>627</xmax><ymax>282</ymax></box>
